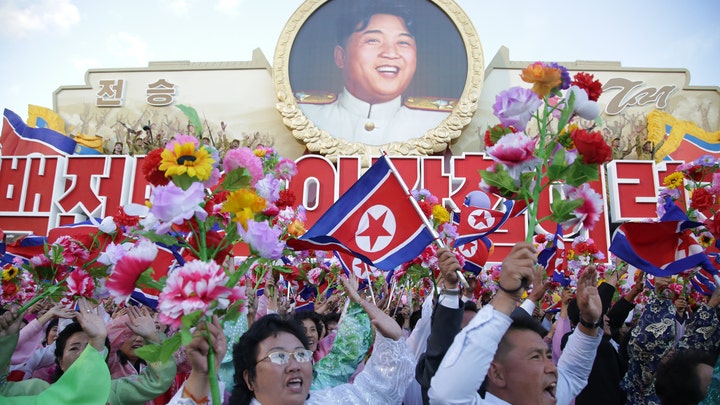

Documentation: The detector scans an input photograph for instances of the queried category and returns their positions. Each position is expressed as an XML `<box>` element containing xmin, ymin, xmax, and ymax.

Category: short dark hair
<box><xmin>655</xmin><ymin>349</ymin><xmax>715</xmax><ymax>405</ymax></box>
<box><xmin>51</xmin><ymin>321</ymin><xmax>110</xmax><ymax>383</ymax></box>
<box><xmin>229</xmin><ymin>314</ymin><xmax>309</xmax><ymax>405</ymax></box>
<box><xmin>463</xmin><ymin>301</ymin><xmax>478</xmax><ymax>313</ymax></box>
<box><xmin>43</xmin><ymin>317</ymin><xmax>59</xmax><ymax>345</ymax></box>
<box><xmin>335</xmin><ymin>0</ymin><xmax>416</xmax><ymax>47</ymax></box>
<box><xmin>323</xmin><ymin>312</ymin><xmax>341</xmax><ymax>331</ymax></box>
<box><xmin>294</xmin><ymin>310</ymin><xmax>324</xmax><ymax>339</ymax></box>
<box><xmin>495</xmin><ymin>314</ymin><xmax>547</xmax><ymax>361</ymax></box>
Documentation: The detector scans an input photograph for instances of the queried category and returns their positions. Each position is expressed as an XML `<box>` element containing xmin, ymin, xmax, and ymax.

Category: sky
<box><xmin>1</xmin><ymin>0</ymin><xmax>719</xmax><ymax>119</ymax></box>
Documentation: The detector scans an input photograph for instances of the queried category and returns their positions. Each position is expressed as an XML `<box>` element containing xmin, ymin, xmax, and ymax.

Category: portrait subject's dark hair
<box><xmin>229</xmin><ymin>314</ymin><xmax>309</xmax><ymax>405</ymax></box>
<box><xmin>335</xmin><ymin>0</ymin><xmax>416</xmax><ymax>47</ymax></box>
<box><xmin>655</xmin><ymin>349</ymin><xmax>715</xmax><ymax>405</ymax></box>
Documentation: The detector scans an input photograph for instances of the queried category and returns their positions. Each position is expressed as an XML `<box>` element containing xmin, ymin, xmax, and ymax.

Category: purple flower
<box><xmin>239</xmin><ymin>220</ymin><xmax>285</xmax><ymax>259</ymax></box>
<box><xmin>149</xmin><ymin>182</ymin><xmax>207</xmax><ymax>234</ymax></box>
<box><xmin>694</xmin><ymin>154</ymin><xmax>717</xmax><ymax>167</ymax></box>
<box><xmin>255</xmin><ymin>174</ymin><xmax>281</xmax><ymax>203</ymax></box>
<box><xmin>548</xmin><ymin>62</ymin><xmax>571</xmax><ymax>90</ymax></box>
<box><xmin>492</xmin><ymin>87</ymin><xmax>542</xmax><ymax>131</ymax></box>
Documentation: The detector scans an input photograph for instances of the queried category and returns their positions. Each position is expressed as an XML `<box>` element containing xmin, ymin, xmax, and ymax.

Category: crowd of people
<box><xmin>2</xmin><ymin>242</ymin><xmax>720</xmax><ymax>405</ymax></box>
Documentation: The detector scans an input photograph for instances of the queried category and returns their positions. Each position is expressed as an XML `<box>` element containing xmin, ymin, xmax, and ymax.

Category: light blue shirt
<box><xmin>428</xmin><ymin>304</ymin><xmax>602</xmax><ymax>405</ymax></box>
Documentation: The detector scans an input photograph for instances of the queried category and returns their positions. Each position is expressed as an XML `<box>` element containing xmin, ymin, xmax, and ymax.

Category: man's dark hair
<box><xmin>335</xmin><ymin>0</ymin><xmax>416</xmax><ymax>47</ymax></box>
<box><xmin>480</xmin><ymin>313</ymin><xmax>547</xmax><ymax>395</ymax></box>
<box><xmin>464</xmin><ymin>301</ymin><xmax>478</xmax><ymax>313</ymax></box>
<box><xmin>655</xmin><ymin>349</ymin><xmax>715</xmax><ymax>405</ymax></box>
<box><xmin>294</xmin><ymin>309</ymin><xmax>324</xmax><ymax>340</ymax></box>
<box><xmin>229</xmin><ymin>314</ymin><xmax>309</xmax><ymax>405</ymax></box>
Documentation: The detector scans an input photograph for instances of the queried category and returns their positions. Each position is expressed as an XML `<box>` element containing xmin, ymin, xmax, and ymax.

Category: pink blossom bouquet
<box><xmin>119</xmin><ymin>138</ymin><xmax>303</xmax><ymax>404</ymax></box>
<box><xmin>480</xmin><ymin>62</ymin><xmax>611</xmax><ymax>243</ymax></box>
<box><xmin>4</xmin><ymin>225</ymin><xmax>121</xmax><ymax>312</ymax></box>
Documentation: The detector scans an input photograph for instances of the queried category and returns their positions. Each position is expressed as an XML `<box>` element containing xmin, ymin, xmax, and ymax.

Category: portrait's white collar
<box><xmin>338</xmin><ymin>88</ymin><xmax>402</xmax><ymax>120</ymax></box>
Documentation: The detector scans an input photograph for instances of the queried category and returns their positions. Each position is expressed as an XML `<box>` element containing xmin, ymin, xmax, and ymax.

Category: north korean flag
<box><xmin>287</xmin><ymin>155</ymin><xmax>435</xmax><ymax>270</ymax></box>
<box><xmin>609</xmin><ymin>198</ymin><xmax>715</xmax><ymax>277</ymax></box>
<box><xmin>454</xmin><ymin>199</ymin><xmax>524</xmax><ymax>247</ymax></box>
<box><xmin>537</xmin><ymin>224</ymin><xmax>570</xmax><ymax>286</ymax></box>
<box><xmin>459</xmin><ymin>236</ymin><xmax>492</xmax><ymax>275</ymax></box>
<box><xmin>1</xmin><ymin>109</ymin><xmax>77</xmax><ymax>156</ymax></box>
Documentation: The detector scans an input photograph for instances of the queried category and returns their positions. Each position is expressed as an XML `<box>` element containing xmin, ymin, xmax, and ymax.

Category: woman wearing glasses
<box><xmin>170</xmin><ymin>275</ymin><xmax>414</xmax><ymax>405</ymax></box>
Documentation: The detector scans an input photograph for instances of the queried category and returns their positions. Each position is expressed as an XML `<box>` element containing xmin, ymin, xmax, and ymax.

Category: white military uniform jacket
<box><xmin>300</xmin><ymin>88</ymin><xmax>450</xmax><ymax>145</ymax></box>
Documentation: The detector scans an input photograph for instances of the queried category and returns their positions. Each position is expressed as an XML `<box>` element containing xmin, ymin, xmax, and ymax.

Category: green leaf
<box><xmin>565</xmin><ymin>160</ymin><xmax>600</xmax><ymax>186</ymax></box>
<box><xmin>134</xmin><ymin>342</ymin><xmax>162</xmax><ymax>363</ymax></box>
<box><xmin>181</xmin><ymin>328</ymin><xmax>193</xmax><ymax>346</ymax></box>
<box><xmin>138</xmin><ymin>231</ymin><xmax>182</xmax><ymax>247</ymax></box>
<box><xmin>550</xmin><ymin>189</ymin><xmax>584</xmax><ymax>223</ymax></box>
<box><xmin>547</xmin><ymin>148</ymin><xmax>566</xmax><ymax>181</ymax></box>
<box><xmin>137</xmin><ymin>268</ymin><xmax>164</xmax><ymax>291</ymax></box>
<box><xmin>479</xmin><ymin>167</ymin><xmax>520</xmax><ymax>198</ymax></box>
<box><xmin>182</xmin><ymin>310</ymin><xmax>205</xmax><ymax>330</ymax></box>
<box><xmin>135</xmin><ymin>334</ymin><xmax>183</xmax><ymax>363</ymax></box>
<box><xmin>172</xmin><ymin>174</ymin><xmax>195</xmax><ymax>191</ymax></box>
<box><xmin>222</xmin><ymin>300</ymin><xmax>244</xmax><ymax>324</ymax></box>
<box><xmin>558</xmin><ymin>90</ymin><xmax>576</xmax><ymax>131</ymax></box>
<box><xmin>221</xmin><ymin>168</ymin><xmax>252</xmax><ymax>192</ymax></box>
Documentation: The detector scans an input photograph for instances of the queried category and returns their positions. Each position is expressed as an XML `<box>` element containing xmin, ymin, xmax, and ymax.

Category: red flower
<box><xmin>143</xmin><ymin>148</ymin><xmax>169</xmax><ymax>186</ymax></box>
<box><xmin>418</xmin><ymin>200</ymin><xmax>433</xmax><ymax>217</ymax></box>
<box><xmin>571</xmin><ymin>72</ymin><xmax>603</xmax><ymax>101</ymax></box>
<box><xmin>115</xmin><ymin>206</ymin><xmax>140</xmax><ymax>227</ymax></box>
<box><xmin>2</xmin><ymin>281</ymin><xmax>18</xmax><ymax>300</ymax></box>
<box><xmin>571</xmin><ymin>129</ymin><xmax>612</xmax><ymax>164</ymax></box>
<box><xmin>690</xmin><ymin>188</ymin><xmax>714</xmax><ymax>212</ymax></box>
<box><xmin>276</xmin><ymin>189</ymin><xmax>296</xmax><ymax>210</ymax></box>
<box><xmin>705</xmin><ymin>212</ymin><xmax>720</xmax><ymax>239</ymax></box>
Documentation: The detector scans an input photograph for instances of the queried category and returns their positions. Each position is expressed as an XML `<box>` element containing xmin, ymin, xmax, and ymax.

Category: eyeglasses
<box><xmin>256</xmin><ymin>349</ymin><xmax>314</xmax><ymax>365</ymax></box>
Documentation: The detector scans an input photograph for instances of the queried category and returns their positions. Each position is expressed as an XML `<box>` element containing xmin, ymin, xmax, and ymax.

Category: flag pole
<box><xmin>379</xmin><ymin>151</ymin><xmax>469</xmax><ymax>289</ymax></box>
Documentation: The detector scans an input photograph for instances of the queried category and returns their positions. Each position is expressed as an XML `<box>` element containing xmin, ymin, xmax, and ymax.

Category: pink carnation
<box><xmin>54</xmin><ymin>236</ymin><xmax>90</xmax><ymax>265</ymax></box>
<box><xmin>67</xmin><ymin>269</ymin><xmax>95</xmax><ymax>299</ymax></box>
<box><xmin>307</xmin><ymin>267</ymin><xmax>323</xmax><ymax>285</ymax></box>
<box><xmin>564</xmin><ymin>184</ymin><xmax>604</xmax><ymax>231</ymax></box>
<box><xmin>485</xmin><ymin>132</ymin><xmax>541</xmax><ymax>181</ymax></box>
<box><xmin>223</xmin><ymin>148</ymin><xmax>264</xmax><ymax>184</ymax></box>
<box><xmin>106</xmin><ymin>239</ymin><xmax>158</xmax><ymax>303</ymax></box>
<box><xmin>157</xmin><ymin>260</ymin><xmax>234</xmax><ymax>329</ymax></box>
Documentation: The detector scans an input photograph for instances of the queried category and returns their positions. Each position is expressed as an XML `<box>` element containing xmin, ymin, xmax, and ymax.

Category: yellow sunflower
<box><xmin>663</xmin><ymin>172</ymin><xmax>684</xmax><ymax>189</ymax></box>
<box><xmin>222</xmin><ymin>188</ymin><xmax>267</xmax><ymax>228</ymax></box>
<box><xmin>159</xmin><ymin>142</ymin><xmax>215</xmax><ymax>181</ymax></box>
<box><xmin>2</xmin><ymin>266</ymin><xmax>19</xmax><ymax>281</ymax></box>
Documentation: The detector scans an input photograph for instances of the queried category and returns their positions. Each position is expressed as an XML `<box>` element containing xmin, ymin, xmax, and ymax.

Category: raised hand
<box><xmin>76</xmin><ymin>298</ymin><xmax>108</xmax><ymax>352</ymax></box>
<box><xmin>126</xmin><ymin>305</ymin><xmax>160</xmax><ymax>343</ymax></box>
<box><xmin>0</xmin><ymin>307</ymin><xmax>23</xmax><ymax>337</ymax></box>
<box><xmin>437</xmin><ymin>247</ymin><xmax>460</xmax><ymax>290</ymax></box>
<box><xmin>492</xmin><ymin>242</ymin><xmax>537</xmax><ymax>315</ymax></box>
<box><xmin>340</xmin><ymin>275</ymin><xmax>402</xmax><ymax>340</ymax></box>
<box><xmin>576</xmin><ymin>266</ymin><xmax>602</xmax><ymax>335</ymax></box>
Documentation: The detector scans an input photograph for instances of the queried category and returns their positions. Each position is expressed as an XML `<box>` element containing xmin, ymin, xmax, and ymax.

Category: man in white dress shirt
<box><xmin>428</xmin><ymin>242</ymin><xmax>603</xmax><ymax>405</ymax></box>
<box><xmin>299</xmin><ymin>0</ymin><xmax>450</xmax><ymax>145</ymax></box>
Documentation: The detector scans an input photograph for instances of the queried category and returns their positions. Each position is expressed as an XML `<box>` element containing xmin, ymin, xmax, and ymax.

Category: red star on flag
<box><xmin>470</xmin><ymin>210</ymin><xmax>493</xmax><ymax>230</ymax></box>
<box><xmin>357</xmin><ymin>211</ymin><xmax>392</xmax><ymax>251</ymax></box>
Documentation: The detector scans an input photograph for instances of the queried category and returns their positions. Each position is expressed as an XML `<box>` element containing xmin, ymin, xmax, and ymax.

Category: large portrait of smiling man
<box><xmin>274</xmin><ymin>0</ymin><xmax>483</xmax><ymax>163</ymax></box>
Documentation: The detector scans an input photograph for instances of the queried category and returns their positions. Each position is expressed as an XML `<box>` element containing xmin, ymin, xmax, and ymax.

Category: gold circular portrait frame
<box><xmin>273</xmin><ymin>0</ymin><xmax>483</xmax><ymax>164</ymax></box>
